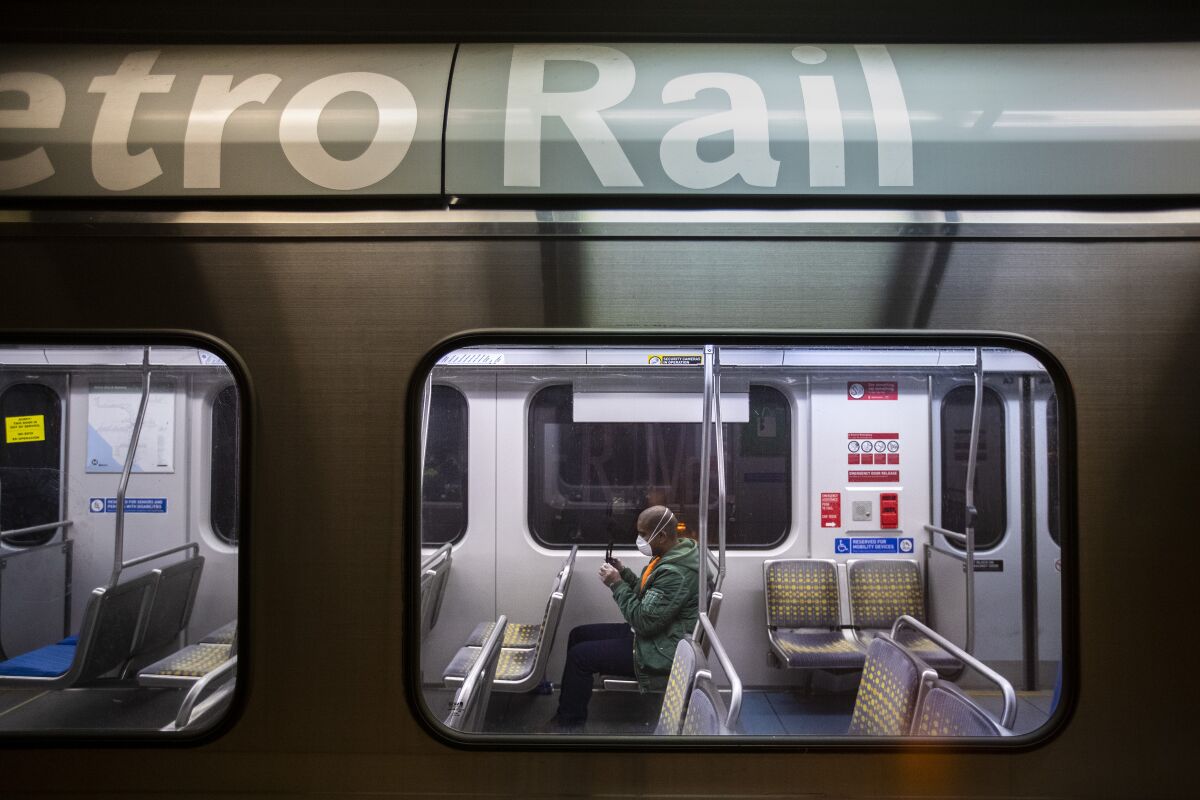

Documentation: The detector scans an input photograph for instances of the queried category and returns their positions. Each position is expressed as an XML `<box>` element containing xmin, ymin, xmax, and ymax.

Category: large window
<box><xmin>422</xmin><ymin>384</ymin><xmax>468</xmax><ymax>545</ymax></box>
<box><xmin>941</xmin><ymin>385</ymin><xmax>1007</xmax><ymax>551</ymax></box>
<box><xmin>210</xmin><ymin>384</ymin><xmax>241</xmax><ymax>545</ymax></box>
<box><xmin>528</xmin><ymin>384</ymin><xmax>790</xmax><ymax>549</ymax></box>
<box><xmin>0</xmin><ymin>383</ymin><xmax>62</xmax><ymax>547</ymax></box>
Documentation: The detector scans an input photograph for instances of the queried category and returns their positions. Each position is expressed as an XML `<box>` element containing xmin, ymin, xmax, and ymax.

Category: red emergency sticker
<box><xmin>820</xmin><ymin>492</ymin><xmax>841</xmax><ymax>528</ymax></box>
<box><xmin>847</xmin><ymin>381</ymin><xmax>898</xmax><ymax>401</ymax></box>
<box><xmin>847</xmin><ymin>432</ymin><xmax>899</xmax><ymax>440</ymax></box>
<box><xmin>848</xmin><ymin>470</ymin><xmax>900</xmax><ymax>483</ymax></box>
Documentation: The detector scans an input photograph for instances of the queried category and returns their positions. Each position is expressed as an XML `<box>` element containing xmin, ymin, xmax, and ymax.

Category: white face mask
<box><xmin>636</xmin><ymin>509</ymin><xmax>673</xmax><ymax>556</ymax></box>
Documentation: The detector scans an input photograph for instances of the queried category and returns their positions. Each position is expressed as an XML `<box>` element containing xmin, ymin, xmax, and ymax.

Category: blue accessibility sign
<box><xmin>88</xmin><ymin>497</ymin><xmax>168</xmax><ymax>514</ymax></box>
<box><xmin>835</xmin><ymin>537</ymin><xmax>914</xmax><ymax>555</ymax></box>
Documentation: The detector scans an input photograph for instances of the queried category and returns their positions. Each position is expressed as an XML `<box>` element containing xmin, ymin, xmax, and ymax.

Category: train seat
<box><xmin>680</xmin><ymin>673</ymin><xmax>732</xmax><ymax>735</ymax></box>
<box><xmin>463</xmin><ymin>620</ymin><xmax>541</xmax><ymax>649</ymax></box>
<box><xmin>912</xmin><ymin>678</ymin><xmax>1009</xmax><ymax>736</ymax></box>
<box><xmin>420</xmin><ymin>544</ymin><xmax>453</xmax><ymax>642</ymax></box>
<box><xmin>444</xmin><ymin>614</ymin><xmax>507</xmax><ymax>732</ymax></box>
<box><xmin>0</xmin><ymin>571</ymin><xmax>160</xmax><ymax>687</ymax></box>
<box><xmin>201</xmin><ymin>620</ymin><xmax>238</xmax><ymax>645</ymax></box>
<box><xmin>764</xmin><ymin>559</ymin><xmax>866</xmax><ymax>670</ymax></box>
<box><xmin>652</xmin><ymin>637</ymin><xmax>702</xmax><ymax>735</ymax></box>
<box><xmin>443</xmin><ymin>546</ymin><xmax>577</xmax><ymax>693</ymax></box>
<box><xmin>846</xmin><ymin>634</ymin><xmax>936</xmax><ymax>735</ymax></box>
<box><xmin>847</xmin><ymin>559</ymin><xmax>962</xmax><ymax>674</ymax></box>
<box><xmin>138</xmin><ymin>621</ymin><xmax>237</xmax><ymax>688</ymax></box>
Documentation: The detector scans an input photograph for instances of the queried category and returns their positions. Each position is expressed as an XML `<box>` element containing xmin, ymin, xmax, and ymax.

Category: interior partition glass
<box><xmin>414</xmin><ymin>340</ymin><xmax>1072</xmax><ymax>746</ymax></box>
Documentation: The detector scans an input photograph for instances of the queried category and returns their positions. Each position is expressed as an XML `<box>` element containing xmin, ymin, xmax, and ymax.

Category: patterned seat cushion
<box><xmin>443</xmin><ymin>645</ymin><xmax>536</xmax><ymax>683</ymax></box>
<box><xmin>464</xmin><ymin>620</ymin><xmax>541</xmax><ymax>649</ymax></box>
<box><xmin>893</xmin><ymin>630</ymin><xmax>963</xmax><ymax>673</ymax></box>
<box><xmin>773</xmin><ymin>630</ymin><xmax>867</xmax><ymax>669</ymax></box>
<box><xmin>143</xmin><ymin>643</ymin><xmax>232</xmax><ymax>678</ymax></box>
<box><xmin>913</xmin><ymin>682</ymin><xmax>1002</xmax><ymax>736</ymax></box>
<box><xmin>765</xmin><ymin>560</ymin><xmax>840</xmax><ymax>629</ymax></box>
<box><xmin>201</xmin><ymin>621</ymin><xmax>237</xmax><ymax>645</ymax></box>
<box><xmin>654</xmin><ymin>639</ymin><xmax>699</xmax><ymax>735</ymax></box>
<box><xmin>848</xmin><ymin>636</ymin><xmax>925</xmax><ymax>735</ymax></box>
<box><xmin>848</xmin><ymin>559</ymin><xmax>925</xmax><ymax>630</ymax></box>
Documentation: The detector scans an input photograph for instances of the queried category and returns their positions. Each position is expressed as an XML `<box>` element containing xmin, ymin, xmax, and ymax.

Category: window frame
<box><xmin>406</xmin><ymin>331</ymin><xmax>1079</xmax><ymax>752</ymax></box>
<box><xmin>421</xmin><ymin>382</ymin><xmax>470</xmax><ymax>547</ymax></box>
<box><xmin>939</xmin><ymin>383</ymin><xmax>1010</xmax><ymax>553</ymax></box>
<box><xmin>0</xmin><ymin>380</ymin><xmax>65</xmax><ymax>549</ymax></box>
<box><xmin>525</xmin><ymin>381</ymin><xmax>793</xmax><ymax>551</ymax></box>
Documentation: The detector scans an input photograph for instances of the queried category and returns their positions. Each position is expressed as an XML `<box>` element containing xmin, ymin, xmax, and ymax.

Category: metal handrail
<box><xmin>699</xmin><ymin>612</ymin><xmax>741</xmax><ymax>731</ymax></box>
<box><xmin>110</xmin><ymin>346</ymin><xmax>152</xmax><ymax>588</ymax></box>
<box><xmin>121</xmin><ymin>541</ymin><xmax>199</xmax><ymax>570</ymax></box>
<box><xmin>711</xmin><ymin>346</ymin><xmax>727</xmax><ymax>588</ymax></box>
<box><xmin>891</xmin><ymin>614</ymin><xmax>1016</xmax><ymax>730</ymax></box>
<box><xmin>961</xmin><ymin>349</ymin><xmax>983</xmax><ymax>654</ymax></box>
<box><xmin>697</xmin><ymin>344</ymin><xmax>714</xmax><ymax>615</ymax></box>
<box><xmin>923</xmin><ymin>523</ymin><xmax>967</xmax><ymax>543</ymax></box>
<box><xmin>421</xmin><ymin>542</ymin><xmax>452</xmax><ymax>572</ymax></box>
<box><xmin>174</xmin><ymin>655</ymin><xmax>238</xmax><ymax>730</ymax></box>
<box><xmin>0</xmin><ymin>519</ymin><xmax>73</xmax><ymax>542</ymax></box>
<box><xmin>445</xmin><ymin>613</ymin><xmax>506</xmax><ymax>732</ymax></box>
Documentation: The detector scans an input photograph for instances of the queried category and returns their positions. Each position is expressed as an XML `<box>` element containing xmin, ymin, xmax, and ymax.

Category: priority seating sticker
<box><xmin>5</xmin><ymin>415</ymin><xmax>46</xmax><ymax>444</ymax></box>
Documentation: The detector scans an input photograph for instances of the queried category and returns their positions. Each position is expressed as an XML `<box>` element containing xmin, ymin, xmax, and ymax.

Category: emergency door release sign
<box><xmin>820</xmin><ymin>492</ymin><xmax>841</xmax><ymax>528</ymax></box>
<box><xmin>847</xmin><ymin>381</ymin><xmax>898</xmax><ymax>400</ymax></box>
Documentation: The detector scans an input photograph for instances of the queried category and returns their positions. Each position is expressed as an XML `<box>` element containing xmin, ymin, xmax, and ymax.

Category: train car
<box><xmin>0</xmin><ymin>30</ymin><xmax>1196</xmax><ymax>798</ymax></box>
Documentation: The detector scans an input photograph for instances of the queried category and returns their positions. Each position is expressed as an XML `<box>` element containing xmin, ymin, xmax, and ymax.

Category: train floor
<box><xmin>423</xmin><ymin>685</ymin><xmax>1054</xmax><ymax>736</ymax></box>
<box><xmin>0</xmin><ymin>684</ymin><xmax>187</xmax><ymax>732</ymax></box>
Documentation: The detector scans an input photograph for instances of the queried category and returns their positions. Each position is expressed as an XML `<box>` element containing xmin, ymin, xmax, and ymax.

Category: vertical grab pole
<box><xmin>110</xmin><ymin>347</ymin><xmax>152</xmax><ymax>588</ymax></box>
<box><xmin>419</xmin><ymin>375</ymin><xmax>433</xmax><ymax>544</ymax></box>
<box><xmin>963</xmin><ymin>347</ymin><xmax>984</xmax><ymax>654</ymax></box>
<box><xmin>697</xmin><ymin>344</ymin><xmax>714</xmax><ymax>615</ymax></box>
<box><xmin>711</xmin><ymin>346</ymin><xmax>727</xmax><ymax>587</ymax></box>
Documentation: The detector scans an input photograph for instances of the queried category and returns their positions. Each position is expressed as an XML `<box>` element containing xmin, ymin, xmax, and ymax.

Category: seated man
<box><xmin>549</xmin><ymin>505</ymin><xmax>700</xmax><ymax>731</ymax></box>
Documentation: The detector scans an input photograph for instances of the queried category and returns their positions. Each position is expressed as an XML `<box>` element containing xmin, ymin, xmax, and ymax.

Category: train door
<box><xmin>932</xmin><ymin>374</ymin><xmax>1025</xmax><ymax>681</ymax></box>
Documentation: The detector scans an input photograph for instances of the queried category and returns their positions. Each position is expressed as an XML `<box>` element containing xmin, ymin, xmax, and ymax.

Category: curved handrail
<box><xmin>110</xmin><ymin>346</ymin><xmax>152</xmax><ymax>589</ymax></box>
<box><xmin>923</xmin><ymin>523</ymin><xmax>967</xmax><ymax>543</ymax></box>
<box><xmin>891</xmin><ymin>614</ymin><xmax>1016</xmax><ymax>730</ymax></box>
<box><xmin>122</xmin><ymin>541</ymin><xmax>200</xmax><ymax>571</ymax></box>
<box><xmin>445</xmin><ymin>613</ymin><xmax>506</xmax><ymax>732</ymax></box>
<box><xmin>174</xmin><ymin>654</ymin><xmax>238</xmax><ymax>730</ymax></box>
<box><xmin>698</xmin><ymin>611</ymin><xmax>741</xmax><ymax>731</ymax></box>
<box><xmin>0</xmin><ymin>519</ymin><xmax>74</xmax><ymax>543</ymax></box>
<box><xmin>421</xmin><ymin>542</ymin><xmax>452</xmax><ymax>572</ymax></box>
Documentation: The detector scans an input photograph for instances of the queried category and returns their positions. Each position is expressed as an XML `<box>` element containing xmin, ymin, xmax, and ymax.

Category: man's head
<box><xmin>636</xmin><ymin>505</ymin><xmax>678</xmax><ymax>557</ymax></box>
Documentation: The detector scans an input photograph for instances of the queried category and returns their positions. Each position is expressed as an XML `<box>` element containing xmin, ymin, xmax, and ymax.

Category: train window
<box><xmin>0</xmin><ymin>383</ymin><xmax>63</xmax><ymax>547</ymax></box>
<box><xmin>422</xmin><ymin>385</ymin><xmax>469</xmax><ymax>546</ymax></box>
<box><xmin>0</xmin><ymin>342</ymin><xmax>244</xmax><ymax>739</ymax></box>
<box><xmin>528</xmin><ymin>384</ymin><xmax>790</xmax><ymax>549</ymax></box>
<box><xmin>1047</xmin><ymin>392</ymin><xmax>1060</xmax><ymax>547</ymax></box>
<box><xmin>415</xmin><ymin>340</ymin><xmax>1071</xmax><ymax>746</ymax></box>
<box><xmin>210</xmin><ymin>384</ymin><xmax>241</xmax><ymax>545</ymax></box>
<box><xmin>941</xmin><ymin>386</ymin><xmax>1007</xmax><ymax>551</ymax></box>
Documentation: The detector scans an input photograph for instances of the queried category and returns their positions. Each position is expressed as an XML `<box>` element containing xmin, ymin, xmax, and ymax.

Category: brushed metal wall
<box><xmin>0</xmin><ymin>214</ymin><xmax>1196</xmax><ymax>797</ymax></box>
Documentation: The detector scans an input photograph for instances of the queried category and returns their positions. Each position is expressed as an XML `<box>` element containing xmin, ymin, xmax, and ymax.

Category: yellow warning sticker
<box><xmin>647</xmin><ymin>354</ymin><xmax>704</xmax><ymax>366</ymax></box>
<box><xmin>5</xmin><ymin>414</ymin><xmax>46</xmax><ymax>444</ymax></box>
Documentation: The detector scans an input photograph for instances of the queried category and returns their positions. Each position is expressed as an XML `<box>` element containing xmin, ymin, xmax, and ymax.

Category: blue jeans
<box><xmin>555</xmin><ymin>623</ymin><xmax>635</xmax><ymax>723</ymax></box>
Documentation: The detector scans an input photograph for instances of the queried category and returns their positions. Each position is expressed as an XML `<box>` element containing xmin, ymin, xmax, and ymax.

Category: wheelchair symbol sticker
<box><xmin>899</xmin><ymin>538</ymin><xmax>914</xmax><ymax>553</ymax></box>
<box><xmin>835</xmin><ymin>538</ymin><xmax>850</xmax><ymax>554</ymax></box>
<box><xmin>89</xmin><ymin>498</ymin><xmax>105</xmax><ymax>513</ymax></box>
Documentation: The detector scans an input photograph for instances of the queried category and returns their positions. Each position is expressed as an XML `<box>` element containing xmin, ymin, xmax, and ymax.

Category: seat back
<box><xmin>680</xmin><ymin>672</ymin><xmax>730</xmax><ymax>735</ymax></box>
<box><xmin>847</xmin><ymin>634</ymin><xmax>935</xmax><ymax>736</ymax></box>
<box><xmin>847</xmin><ymin>559</ymin><xmax>925</xmax><ymax>631</ymax></box>
<box><xmin>654</xmin><ymin>637</ymin><xmax>702</xmax><ymax>735</ymax></box>
<box><xmin>75</xmin><ymin>571</ymin><xmax>159</xmax><ymax>683</ymax></box>
<box><xmin>445</xmin><ymin>614</ymin><xmax>506</xmax><ymax>733</ymax></box>
<box><xmin>420</xmin><ymin>545</ymin><xmax>453</xmax><ymax>640</ymax></box>
<box><xmin>912</xmin><ymin>678</ymin><xmax>1007</xmax><ymax>736</ymax></box>
<box><xmin>764</xmin><ymin>559</ymin><xmax>841</xmax><ymax>629</ymax></box>
<box><xmin>138</xmin><ymin>556</ymin><xmax>205</xmax><ymax>656</ymax></box>
<box><xmin>419</xmin><ymin>569</ymin><xmax>438</xmax><ymax>641</ymax></box>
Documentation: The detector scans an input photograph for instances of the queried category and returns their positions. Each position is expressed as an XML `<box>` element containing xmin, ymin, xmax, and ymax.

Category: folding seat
<box><xmin>763</xmin><ymin>559</ymin><xmax>866</xmax><ymax>670</ymax></box>
<box><xmin>912</xmin><ymin>678</ymin><xmax>1009</xmax><ymax>736</ymax></box>
<box><xmin>846</xmin><ymin>634</ymin><xmax>935</xmax><ymax>736</ymax></box>
<box><xmin>444</xmin><ymin>614</ymin><xmax>506</xmax><ymax>732</ymax></box>
<box><xmin>653</xmin><ymin>638</ymin><xmax>702</xmax><ymax>735</ymax></box>
<box><xmin>847</xmin><ymin>559</ymin><xmax>962</xmax><ymax>674</ymax></box>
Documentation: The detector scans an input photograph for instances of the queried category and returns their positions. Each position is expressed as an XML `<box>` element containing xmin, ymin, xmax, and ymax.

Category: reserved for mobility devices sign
<box><xmin>835</xmin><ymin>536</ymin><xmax>913</xmax><ymax>554</ymax></box>
<box><xmin>89</xmin><ymin>497</ymin><xmax>167</xmax><ymax>513</ymax></box>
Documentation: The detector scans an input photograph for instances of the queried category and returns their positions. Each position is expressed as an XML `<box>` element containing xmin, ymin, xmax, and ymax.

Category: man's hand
<box><xmin>609</xmin><ymin>556</ymin><xmax>624</xmax><ymax>572</ymax></box>
<box><xmin>598</xmin><ymin>563</ymin><xmax>622</xmax><ymax>587</ymax></box>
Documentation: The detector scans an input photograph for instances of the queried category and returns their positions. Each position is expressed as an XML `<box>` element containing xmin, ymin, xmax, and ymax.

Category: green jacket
<box><xmin>610</xmin><ymin>538</ymin><xmax>700</xmax><ymax>691</ymax></box>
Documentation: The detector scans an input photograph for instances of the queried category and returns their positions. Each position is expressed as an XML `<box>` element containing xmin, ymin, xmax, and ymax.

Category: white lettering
<box><xmin>792</xmin><ymin>48</ymin><xmax>845</xmax><ymax>188</ymax></box>
<box><xmin>0</xmin><ymin>72</ymin><xmax>65</xmax><ymax>190</ymax></box>
<box><xmin>279</xmin><ymin>72</ymin><xmax>417</xmax><ymax>191</ymax></box>
<box><xmin>854</xmin><ymin>45</ymin><xmax>914</xmax><ymax>187</ymax></box>
<box><xmin>659</xmin><ymin>72</ymin><xmax>779</xmax><ymax>190</ymax></box>
<box><xmin>184</xmin><ymin>74</ymin><xmax>281</xmax><ymax>189</ymax></box>
<box><xmin>88</xmin><ymin>51</ymin><xmax>175</xmax><ymax>191</ymax></box>
<box><xmin>504</xmin><ymin>44</ymin><xmax>641</xmax><ymax>188</ymax></box>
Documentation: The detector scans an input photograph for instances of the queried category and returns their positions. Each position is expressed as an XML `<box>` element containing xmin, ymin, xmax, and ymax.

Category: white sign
<box><xmin>86</xmin><ymin>381</ymin><xmax>175</xmax><ymax>473</ymax></box>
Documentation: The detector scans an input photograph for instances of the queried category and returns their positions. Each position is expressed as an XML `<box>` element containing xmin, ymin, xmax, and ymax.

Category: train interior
<box><xmin>419</xmin><ymin>343</ymin><xmax>1064</xmax><ymax>738</ymax></box>
<box><xmin>0</xmin><ymin>344</ymin><xmax>240</xmax><ymax>734</ymax></box>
